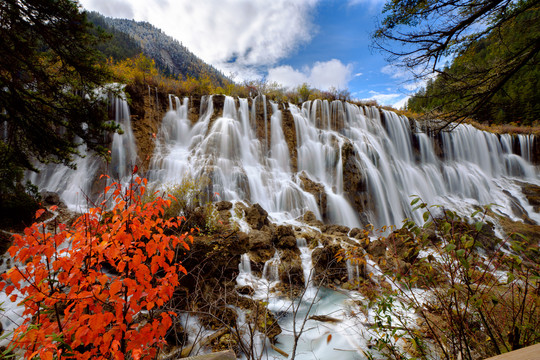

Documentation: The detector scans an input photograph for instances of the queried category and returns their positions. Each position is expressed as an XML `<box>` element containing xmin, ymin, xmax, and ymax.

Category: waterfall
<box><xmin>110</xmin><ymin>96</ymin><xmax>137</xmax><ymax>180</ymax></box>
<box><xmin>27</xmin><ymin>93</ymin><xmax>538</xmax><ymax>226</ymax></box>
<box><xmin>269</xmin><ymin>102</ymin><xmax>290</xmax><ymax>172</ymax></box>
<box><xmin>296</xmin><ymin>237</ymin><xmax>315</xmax><ymax>289</ymax></box>
<box><xmin>262</xmin><ymin>252</ymin><xmax>281</xmax><ymax>283</ymax></box>
<box><xmin>145</xmin><ymin>95</ymin><xmax>538</xmax><ymax>227</ymax></box>
<box><xmin>27</xmin><ymin>95</ymin><xmax>137</xmax><ymax>210</ymax></box>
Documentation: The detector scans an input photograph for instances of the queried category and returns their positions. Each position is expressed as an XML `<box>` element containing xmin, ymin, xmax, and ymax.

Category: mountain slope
<box><xmin>86</xmin><ymin>12</ymin><xmax>143</xmax><ymax>62</ymax></box>
<box><xmin>88</xmin><ymin>13</ymin><xmax>230</xmax><ymax>87</ymax></box>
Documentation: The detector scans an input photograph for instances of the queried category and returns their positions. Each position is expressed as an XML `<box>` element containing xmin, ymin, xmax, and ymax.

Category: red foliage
<box><xmin>1</xmin><ymin>177</ymin><xmax>192</xmax><ymax>360</ymax></box>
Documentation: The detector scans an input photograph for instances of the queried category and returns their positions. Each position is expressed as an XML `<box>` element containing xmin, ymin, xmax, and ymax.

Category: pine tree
<box><xmin>0</xmin><ymin>0</ymin><xmax>114</xmax><ymax>223</ymax></box>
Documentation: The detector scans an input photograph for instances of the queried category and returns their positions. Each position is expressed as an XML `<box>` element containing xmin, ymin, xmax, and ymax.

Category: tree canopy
<box><xmin>0</xmin><ymin>0</ymin><xmax>114</xmax><ymax>175</ymax></box>
<box><xmin>374</xmin><ymin>0</ymin><xmax>540</xmax><ymax>125</ymax></box>
<box><xmin>0</xmin><ymin>0</ymin><xmax>119</xmax><ymax>225</ymax></box>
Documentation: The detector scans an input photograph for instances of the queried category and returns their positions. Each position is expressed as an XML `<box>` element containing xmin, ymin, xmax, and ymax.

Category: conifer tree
<box><xmin>0</xmin><ymin>0</ymin><xmax>114</xmax><ymax>221</ymax></box>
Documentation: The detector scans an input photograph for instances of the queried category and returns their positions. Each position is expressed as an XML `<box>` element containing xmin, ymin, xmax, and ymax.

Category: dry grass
<box><xmin>467</xmin><ymin>119</ymin><xmax>540</xmax><ymax>135</ymax></box>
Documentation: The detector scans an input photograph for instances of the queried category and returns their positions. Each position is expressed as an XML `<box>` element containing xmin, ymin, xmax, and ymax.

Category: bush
<box><xmin>1</xmin><ymin>176</ymin><xmax>192</xmax><ymax>360</ymax></box>
<box><xmin>346</xmin><ymin>199</ymin><xmax>540</xmax><ymax>360</ymax></box>
<box><xmin>144</xmin><ymin>176</ymin><xmax>219</xmax><ymax>233</ymax></box>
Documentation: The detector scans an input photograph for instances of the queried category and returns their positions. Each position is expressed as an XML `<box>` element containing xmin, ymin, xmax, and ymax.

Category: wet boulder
<box><xmin>520</xmin><ymin>182</ymin><xmax>540</xmax><ymax>213</ymax></box>
<box><xmin>321</xmin><ymin>224</ymin><xmax>350</xmax><ymax>235</ymax></box>
<box><xmin>279</xmin><ymin>249</ymin><xmax>305</xmax><ymax>287</ymax></box>
<box><xmin>248</xmin><ymin>230</ymin><xmax>275</xmax><ymax>273</ymax></box>
<box><xmin>302</xmin><ymin>210</ymin><xmax>324</xmax><ymax>227</ymax></box>
<box><xmin>299</xmin><ymin>173</ymin><xmax>327</xmax><ymax>220</ymax></box>
<box><xmin>245</xmin><ymin>203</ymin><xmax>270</xmax><ymax>230</ymax></box>
<box><xmin>273</xmin><ymin>225</ymin><xmax>297</xmax><ymax>249</ymax></box>
<box><xmin>41</xmin><ymin>191</ymin><xmax>66</xmax><ymax>208</ymax></box>
<box><xmin>215</xmin><ymin>201</ymin><xmax>233</xmax><ymax>211</ymax></box>
<box><xmin>341</xmin><ymin>141</ymin><xmax>371</xmax><ymax>216</ymax></box>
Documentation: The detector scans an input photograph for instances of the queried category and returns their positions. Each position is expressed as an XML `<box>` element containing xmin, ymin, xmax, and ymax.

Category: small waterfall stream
<box><xmin>110</xmin><ymin>96</ymin><xmax>137</xmax><ymax>180</ymax></box>
<box><xmin>27</xmin><ymin>95</ymin><xmax>138</xmax><ymax>210</ymax></box>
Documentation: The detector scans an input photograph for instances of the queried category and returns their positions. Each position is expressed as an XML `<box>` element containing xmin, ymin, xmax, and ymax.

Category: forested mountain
<box><xmin>86</xmin><ymin>12</ymin><xmax>143</xmax><ymax>61</ymax></box>
<box><xmin>87</xmin><ymin>12</ymin><xmax>230</xmax><ymax>87</ymax></box>
<box><xmin>407</xmin><ymin>5</ymin><xmax>539</xmax><ymax>125</ymax></box>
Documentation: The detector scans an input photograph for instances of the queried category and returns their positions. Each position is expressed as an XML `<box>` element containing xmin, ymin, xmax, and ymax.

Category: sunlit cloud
<box><xmin>360</xmin><ymin>90</ymin><xmax>401</xmax><ymax>105</ymax></box>
<box><xmin>267</xmin><ymin>65</ymin><xmax>309</xmax><ymax>88</ymax></box>
<box><xmin>267</xmin><ymin>59</ymin><xmax>353</xmax><ymax>90</ymax></box>
<box><xmin>392</xmin><ymin>96</ymin><xmax>410</xmax><ymax>109</ymax></box>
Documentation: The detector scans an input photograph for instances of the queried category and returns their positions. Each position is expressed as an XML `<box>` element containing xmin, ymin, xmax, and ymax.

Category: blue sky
<box><xmin>79</xmin><ymin>0</ymin><xmax>420</xmax><ymax>108</ymax></box>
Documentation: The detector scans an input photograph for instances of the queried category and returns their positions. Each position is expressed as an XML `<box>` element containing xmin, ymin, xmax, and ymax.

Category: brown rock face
<box><xmin>321</xmin><ymin>224</ymin><xmax>350</xmax><ymax>236</ymax></box>
<box><xmin>273</xmin><ymin>225</ymin><xmax>297</xmax><ymax>249</ymax></box>
<box><xmin>341</xmin><ymin>141</ymin><xmax>371</xmax><ymax>224</ymax></box>
<box><xmin>280</xmin><ymin>104</ymin><xmax>298</xmax><ymax>172</ymax></box>
<box><xmin>245</xmin><ymin>203</ymin><xmax>270</xmax><ymax>230</ymax></box>
<box><xmin>180</xmin><ymin>232</ymin><xmax>249</xmax><ymax>286</ymax></box>
<box><xmin>207</xmin><ymin>94</ymin><xmax>225</xmax><ymax>129</ymax></box>
<box><xmin>532</xmin><ymin>136</ymin><xmax>540</xmax><ymax>165</ymax></box>
<box><xmin>279</xmin><ymin>249</ymin><xmax>305</xmax><ymax>287</ymax></box>
<box><xmin>41</xmin><ymin>191</ymin><xmax>66</xmax><ymax>208</ymax></box>
<box><xmin>520</xmin><ymin>182</ymin><xmax>540</xmax><ymax>213</ymax></box>
<box><xmin>215</xmin><ymin>201</ymin><xmax>233</xmax><ymax>211</ymax></box>
<box><xmin>248</xmin><ymin>230</ymin><xmax>275</xmax><ymax>273</ymax></box>
<box><xmin>299</xmin><ymin>173</ymin><xmax>327</xmax><ymax>220</ymax></box>
<box><xmin>251</xmin><ymin>96</ymin><xmax>270</xmax><ymax>150</ymax></box>
<box><xmin>125</xmin><ymin>82</ymin><xmax>168</xmax><ymax>173</ymax></box>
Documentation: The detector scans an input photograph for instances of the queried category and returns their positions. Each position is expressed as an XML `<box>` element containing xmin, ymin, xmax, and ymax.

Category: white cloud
<box><xmin>360</xmin><ymin>90</ymin><xmax>401</xmax><ymax>105</ymax></box>
<box><xmin>83</xmin><ymin>0</ymin><xmax>135</xmax><ymax>18</ymax></box>
<box><xmin>267</xmin><ymin>65</ymin><xmax>309</xmax><ymax>88</ymax></box>
<box><xmin>392</xmin><ymin>96</ymin><xmax>410</xmax><ymax>110</ymax></box>
<box><xmin>381</xmin><ymin>64</ymin><xmax>411</xmax><ymax>80</ymax></box>
<box><xmin>267</xmin><ymin>59</ymin><xmax>353</xmax><ymax>90</ymax></box>
<box><xmin>354</xmin><ymin>72</ymin><xmax>363</xmax><ymax>77</ymax></box>
<box><xmin>348</xmin><ymin>0</ymin><xmax>386</xmax><ymax>11</ymax></box>
<box><xmin>79</xmin><ymin>0</ymin><xmax>318</xmax><ymax>78</ymax></box>
<box><xmin>310</xmin><ymin>59</ymin><xmax>353</xmax><ymax>89</ymax></box>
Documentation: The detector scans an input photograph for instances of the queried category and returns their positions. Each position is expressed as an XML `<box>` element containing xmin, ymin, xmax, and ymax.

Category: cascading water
<box><xmin>149</xmin><ymin>95</ymin><xmax>321</xmax><ymax>222</ymax></box>
<box><xmin>27</xmin><ymin>95</ymin><xmax>138</xmax><ymax>210</ymax></box>
<box><xmin>147</xmin><ymin>95</ymin><xmax>538</xmax><ymax>228</ymax></box>
<box><xmin>110</xmin><ymin>95</ymin><xmax>138</xmax><ymax>180</ymax></box>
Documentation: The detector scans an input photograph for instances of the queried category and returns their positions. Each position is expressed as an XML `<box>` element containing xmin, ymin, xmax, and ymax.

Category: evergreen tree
<box><xmin>374</xmin><ymin>0</ymin><xmax>540</xmax><ymax>126</ymax></box>
<box><xmin>0</xmin><ymin>0</ymin><xmax>114</xmax><ymax>223</ymax></box>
